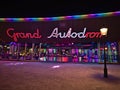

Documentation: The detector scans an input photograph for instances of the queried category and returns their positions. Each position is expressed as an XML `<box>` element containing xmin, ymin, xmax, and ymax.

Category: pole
<box><xmin>32</xmin><ymin>43</ymin><xmax>35</xmax><ymax>60</ymax></box>
<box><xmin>100</xmin><ymin>27</ymin><xmax>108</xmax><ymax>78</ymax></box>
<box><xmin>39</xmin><ymin>43</ymin><xmax>42</xmax><ymax>58</ymax></box>
<box><xmin>24</xmin><ymin>43</ymin><xmax>27</xmax><ymax>60</ymax></box>
<box><xmin>104</xmin><ymin>42</ymin><xmax>108</xmax><ymax>78</ymax></box>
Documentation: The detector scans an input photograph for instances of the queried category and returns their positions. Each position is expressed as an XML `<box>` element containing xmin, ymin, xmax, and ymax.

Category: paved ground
<box><xmin>0</xmin><ymin>60</ymin><xmax>120</xmax><ymax>90</ymax></box>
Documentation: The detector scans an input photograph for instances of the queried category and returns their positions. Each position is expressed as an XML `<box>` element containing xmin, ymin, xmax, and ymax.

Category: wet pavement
<box><xmin>0</xmin><ymin>60</ymin><xmax>120</xmax><ymax>90</ymax></box>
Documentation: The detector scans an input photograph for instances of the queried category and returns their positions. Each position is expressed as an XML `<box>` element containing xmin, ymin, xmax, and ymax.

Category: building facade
<box><xmin>0</xmin><ymin>11</ymin><xmax>120</xmax><ymax>63</ymax></box>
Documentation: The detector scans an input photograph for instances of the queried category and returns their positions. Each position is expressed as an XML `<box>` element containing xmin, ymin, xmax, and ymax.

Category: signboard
<box><xmin>0</xmin><ymin>16</ymin><xmax>120</xmax><ymax>43</ymax></box>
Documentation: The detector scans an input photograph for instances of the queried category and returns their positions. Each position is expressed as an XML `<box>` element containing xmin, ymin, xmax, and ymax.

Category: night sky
<box><xmin>0</xmin><ymin>1</ymin><xmax>120</xmax><ymax>17</ymax></box>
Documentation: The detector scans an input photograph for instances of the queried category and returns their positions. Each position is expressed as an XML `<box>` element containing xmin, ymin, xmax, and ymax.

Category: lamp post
<box><xmin>100</xmin><ymin>28</ymin><xmax>108</xmax><ymax>78</ymax></box>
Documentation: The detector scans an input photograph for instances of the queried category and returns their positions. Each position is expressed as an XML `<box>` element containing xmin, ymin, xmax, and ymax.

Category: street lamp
<box><xmin>100</xmin><ymin>28</ymin><xmax>108</xmax><ymax>78</ymax></box>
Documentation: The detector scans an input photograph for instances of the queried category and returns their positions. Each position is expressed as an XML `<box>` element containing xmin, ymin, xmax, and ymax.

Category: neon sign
<box><xmin>6</xmin><ymin>28</ymin><xmax>42</xmax><ymax>42</ymax></box>
<box><xmin>48</xmin><ymin>27</ymin><xmax>102</xmax><ymax>39</ymax></box>
<box><xmin>6</xmin><ymin>27</ymin><xmax>102</xmax><ymax>42</ymax></box>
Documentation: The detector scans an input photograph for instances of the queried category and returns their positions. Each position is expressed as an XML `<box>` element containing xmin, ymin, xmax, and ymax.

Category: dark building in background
<box><xmin>0</xmin><ymin>11</ymin><xmax>120</xmax><ymax>63</ymax></box>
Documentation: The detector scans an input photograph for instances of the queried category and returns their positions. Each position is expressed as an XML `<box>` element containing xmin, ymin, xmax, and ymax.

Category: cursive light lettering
<box><xmin>6</xmin><ymin>28</ymin><xmax>42</xmax><ymax>42</ymax></box>
<box><xmin>48</xmin><ymin>27</ymin><xmax>101</xmax><ymax>39</ymax></box>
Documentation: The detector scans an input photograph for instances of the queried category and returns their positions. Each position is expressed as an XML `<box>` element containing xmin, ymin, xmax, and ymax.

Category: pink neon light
<box><xmin>6</xmin><ymin>28</ymin><xmax>42</xmax><ymax>42</ymax></box>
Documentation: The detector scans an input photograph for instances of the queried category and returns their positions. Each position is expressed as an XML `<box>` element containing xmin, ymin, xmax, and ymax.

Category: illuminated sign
<box><xmin>48</xmin><ymin>27</ymin><xmax>102</xmax><ymax>39</ymax></box>
<box><xmin>6</xmin><ymin>27</ymin><xmax>102</xmax><ymax>42</ymax></box>
<box><xmin>6</xmin><ymin>28</ymin><xmax>42</xmax><ymax>42</ymax></box>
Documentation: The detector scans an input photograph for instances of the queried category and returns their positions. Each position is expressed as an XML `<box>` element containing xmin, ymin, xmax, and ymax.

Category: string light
<box><xmin>0</xmin><ymin>11</ymin><xmax>120</xmax><ymax>22</ymax></box>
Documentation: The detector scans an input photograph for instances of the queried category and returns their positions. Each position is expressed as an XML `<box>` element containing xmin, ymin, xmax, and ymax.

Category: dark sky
<box><xmin>0</xmin><ymin>1</ymin><xmax>120</xmax><ymax>18</ymax></box>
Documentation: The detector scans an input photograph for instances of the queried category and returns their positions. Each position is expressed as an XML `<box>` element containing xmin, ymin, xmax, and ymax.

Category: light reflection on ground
<box><xmin>4</xmin><ymin>62</ymin><xmax>24</xmax><ymax>66</ymax></box>
<box><xmin>51</xmin><ymin>65</ymin><xmax>60</xmax><ymax>69</ymax></box>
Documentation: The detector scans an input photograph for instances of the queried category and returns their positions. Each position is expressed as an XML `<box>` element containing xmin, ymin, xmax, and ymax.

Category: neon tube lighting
<box><xmin>0</xmin><ymin>11</ymin><xmax>120</xmax><ymax>22</ymax></box>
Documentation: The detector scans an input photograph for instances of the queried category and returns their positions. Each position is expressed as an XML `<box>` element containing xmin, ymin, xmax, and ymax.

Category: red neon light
<box><xmin>85</xmin><ymin>32</ymin><xmax>102</xmax><ymax>38</ymax></box>
<box><xmin>6</xmin><ymin>28</ymin><xmax>42</xmax><ymax>42</ymax></box>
